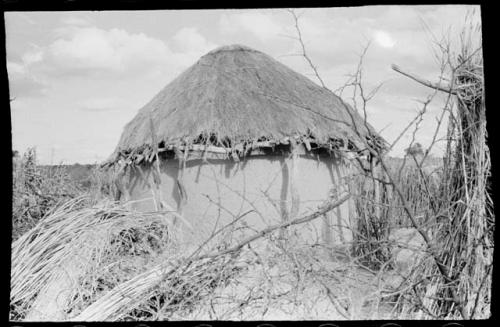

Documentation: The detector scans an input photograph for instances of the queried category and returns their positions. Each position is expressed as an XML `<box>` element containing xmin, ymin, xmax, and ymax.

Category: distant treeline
<box><xmin>35</xmin><ymin>156</ymin><xmax>443</xmax><ymax>186</ymax></box>
<box><xmin>37</xmin><ymin>164</ymin><xmax>97</xmax><ymax>188</ymax></box>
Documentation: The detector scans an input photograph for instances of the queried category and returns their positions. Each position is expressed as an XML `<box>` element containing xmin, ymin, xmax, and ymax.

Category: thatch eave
<box><xmin>101</xmin><ymin>132</ymin><xmax>386</xmax><ymax>169</ymax></box>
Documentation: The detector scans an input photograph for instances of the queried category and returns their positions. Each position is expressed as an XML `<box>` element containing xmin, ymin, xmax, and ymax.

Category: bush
<box><xmin>12</xmin><ymin>148</ymin><xmax>83</xmax><ymax>240</ymax></box>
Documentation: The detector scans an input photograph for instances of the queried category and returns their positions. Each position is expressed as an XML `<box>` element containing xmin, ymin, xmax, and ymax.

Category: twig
<box><xmin>287</xmin><ymin>9</ymin><xmax>327</xmax><ymax>89</ymax></box>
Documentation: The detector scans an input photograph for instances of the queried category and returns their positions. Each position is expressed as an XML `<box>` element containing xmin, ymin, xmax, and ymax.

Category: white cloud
<box><xmin>13</xmin><ymin>24</ymin><xmax>218</xmax><ymax>89</ymax></box>
<box><xmin>172</xmin><ymin>27</ymin><xmax>215</xmax><ymax>52</ymax></box>
<box><xmin>7</xmin><ymin>60</ymin><xmax>47</xmax><ymax>97</ymax></box>
<box><xmin>60</xmin><ymin>15</ymin><xmax>92</xmax><ymax>27</ymax></box>
<box><xmin>8</xmin><ymin>22</ymin><xmax>219</xmax><ymax>105</ymax></box>
<box><xmin>169</xmin><ymin>27</ymin><xmax>218</xmax><ymax>67</ymax></box>
<box><xmin>373</xmin><ymin>30</ymin><xmax>396</xmax><ymax>48</ymax></box>
<box><xmin>374</xmin><ymin>6</ymin><xmax>423</xmax><ymax>31</ymax></box>
<box><xmin>219</xmin><ymin>11</ymin><xmax>284</xmax><ymax>41</ymax></box>
<box><xmin>79</xmin><ymin>97</ymin><xmax>125</xmax><ymax>112</ymax></box>
<box><xmin>7</xmin><ymin>61</ymin><xmax>24</xmax><ymax>75</ymax></box>
<box><xmin>21</xmin><ymin>50</ymin><xmax>44</xmax><ymax>65</ymax></box>
<box><xmin>8</xmin><ymin>26</ymin><xmax>178</xmax><ymax>99</ymax></box>
<box><xmin>43</xmin><ymin>27</ymin><xmax>173</xmax><ymax>76</ymax></box>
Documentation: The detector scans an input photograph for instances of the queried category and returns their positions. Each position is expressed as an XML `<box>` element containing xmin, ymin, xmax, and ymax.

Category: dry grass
<box><xmin>10</xmin><ymin>196</ymin><xmax>175</xmax><ymax>321</ymax></box>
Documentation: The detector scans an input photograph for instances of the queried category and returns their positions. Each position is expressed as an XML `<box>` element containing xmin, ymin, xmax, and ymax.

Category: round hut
<box><xmin>106</xmin><ymin>44</ymin><xmax>384</xmax><ymax>250</ymax></box>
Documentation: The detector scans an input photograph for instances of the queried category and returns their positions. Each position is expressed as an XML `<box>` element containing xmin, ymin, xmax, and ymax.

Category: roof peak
<box><xmin>206</xmin><ymin>44</ymin><xmax>259</xmax><ymax>55</ymax></box>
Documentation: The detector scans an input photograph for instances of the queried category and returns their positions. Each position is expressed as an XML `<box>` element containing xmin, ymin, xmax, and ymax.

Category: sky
<box><xmin>6</xmin><ymin>5</ymin><xmax>481</xmax><ymax>164</ymax></box>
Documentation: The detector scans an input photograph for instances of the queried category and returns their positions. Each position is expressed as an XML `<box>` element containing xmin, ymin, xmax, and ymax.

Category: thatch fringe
<box><xmin>103</xmin><ymin>135</ymin><xmax>370</xmax><ymax>168</ymax></box>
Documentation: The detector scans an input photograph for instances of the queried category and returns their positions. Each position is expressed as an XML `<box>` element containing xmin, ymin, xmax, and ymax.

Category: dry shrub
<box><xmin>10</xmin><ymin>196</ymin><xmax>175</xmax><ymax>321</ymax></box>
<box><xmin>12</xmin><ymin>148</ymin><xmax>83</xmax><ymax>240</ymax></box>
<box><xmin>353</xmin><ymin>157</ymin><xmax>442</xmax><ymax>270</ymax></box>
<box><xmin>86</xmin><ymin>165</ymin><xmax>118</xmax><ymax>204</ymax></box>
<box><xmin>386</xmin><ymin>158</ymin><xmax>442</xmax><ymax>229</ymax></box>
<box><xmin>352</xmin><ymin>168</ymin><xmax>391</xmax><ymax>270</ymax></box>
<box><xmin>12</xmin><ymin>148</ymin><xmax>119</xmax><ymax>241</ymax></box>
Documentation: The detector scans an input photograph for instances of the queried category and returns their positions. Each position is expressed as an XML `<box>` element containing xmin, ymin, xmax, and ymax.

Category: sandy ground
<box><xmin>168</xmin><ymin>238</ymin><xmax>405</xmax><ymax>320</ymax></box>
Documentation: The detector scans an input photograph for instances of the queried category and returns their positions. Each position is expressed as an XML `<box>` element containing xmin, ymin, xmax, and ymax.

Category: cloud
<box><xmin>21</xmin><ymin>50</ymin><xmax>44</xmax><ymax>65</ymax></box>
<box><xmin>219</xmin><ymin>11</ymin><xmax>284</xmax><ymax>42</ymax></box>
<box><xmin>78</xmin><ymin>97</ymin><xmax>124</xmax><ymax>112</ymax></box>
<box><xmin>418</xmin><ymin>5</ymin><xmax>478</xmax><ymax>31</ymax></box>
<box><xmin>43</xmin><ymin>27</ymin><xmax>174</xmax><ymax>77</ymax></box>
<box><xmin>8</xmin><ymin>26</ymin><xmax>175</xmax><ymax>98</ymax></box>
<box><xmin>373</xmin><ymin>30</ymin><xmax>396</xmax><ymax>48</ymax></box>
<box><xmin>8</xmin><ymin>25</ymin><xmax>193</xmax><ymax>99</ymax></box>
<box><xmin>282</xmin><ymin>6</ymin><xmax>473</xmax><ymax>72</ymax></box>
<box><xmin>172</xmin><ymin>27</ymin><xmax>215</xmax><ymax>52</ymax></box>
<box><xmin>169</xmin><ymin>27</ymin><xmax>218</xmax><ymax>66</ymax></box>
<box><xmin>7</xmin><ymin>61</ymin><xmax>48</xmax><ymax>98</ymax></box>
<box><xmin>9</xmin><ymin>25</ymin><xmax>184</xmax><ymax>87</ymax></box>
<box><xmin>10</xmin><ymin>24</ymin><xmax>218</xmax><ymax>98</ymax></box>
<box><xmin>60</xmin><ymin>15</ymin><xmax>92</xmax><ymax>27</ymax></box>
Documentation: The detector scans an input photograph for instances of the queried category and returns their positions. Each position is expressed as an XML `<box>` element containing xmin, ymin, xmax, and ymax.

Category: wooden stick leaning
<box><xmin>199</xmin><ymin>193</ymin><xmax>350</xmax><ymax>260</ymax></box>
<box><xmin>391</xmin><ymin>64</ymin><xmax>456</xmax><ymax>95</ymax></box>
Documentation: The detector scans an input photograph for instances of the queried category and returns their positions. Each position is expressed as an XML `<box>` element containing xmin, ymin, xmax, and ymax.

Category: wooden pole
<box><xmin>391</xmin><ymin>64</ymin><xmax>456</xmax><ymax>94</ymax></box>
<box><xmin>289</xmin><ymin>140</ymin><xmax>300</xmax><ymax>222</ymax></box>
<box><xmin>281</xmin><ymin>140</ymin><xmax>300</xmax><ymax>242</ymax></box>
<box><xmin>371</xmin><ymin>159</ymin><xmax>381</xmax><ymax>227</ymax></box>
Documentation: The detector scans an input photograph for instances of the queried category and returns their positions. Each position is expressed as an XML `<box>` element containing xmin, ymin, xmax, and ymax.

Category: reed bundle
<box><xmin>395</xmin><ymin>16</ymin><xmax>493</xmax><ymax>319</ymax></box>
<box><xmin>421</xmin><ymin>21</ymin><xmax>492</xmax><ymax>319</ymax></box>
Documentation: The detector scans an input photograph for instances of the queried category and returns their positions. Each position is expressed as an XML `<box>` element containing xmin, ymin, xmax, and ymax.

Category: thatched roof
<box><xmin>109</xmin><ymin>44</ymin><xmax>385</xmax><ymax>165</ymax></box>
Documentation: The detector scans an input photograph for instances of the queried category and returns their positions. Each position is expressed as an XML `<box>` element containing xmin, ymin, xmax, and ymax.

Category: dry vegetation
<box><xmin>10</xmin><ymin>11</ymin><xmax>492</xmax><ymax>322</ymax></box>
<box><xmin>12</xmin><ymin>149</ymin><xmax>82</xmax><ymax>240</ymax></box>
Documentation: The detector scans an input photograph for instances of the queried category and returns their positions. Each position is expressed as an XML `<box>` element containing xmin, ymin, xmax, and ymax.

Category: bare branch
<box><xmin>287</xmin><ymin>9</ymin><xmax>327</xmax><ymax>89</ymax></box>
<box><xmin>199</xmin><ymin>193</ymin><xmax>351</xmax><ymax>260</ymax></box>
